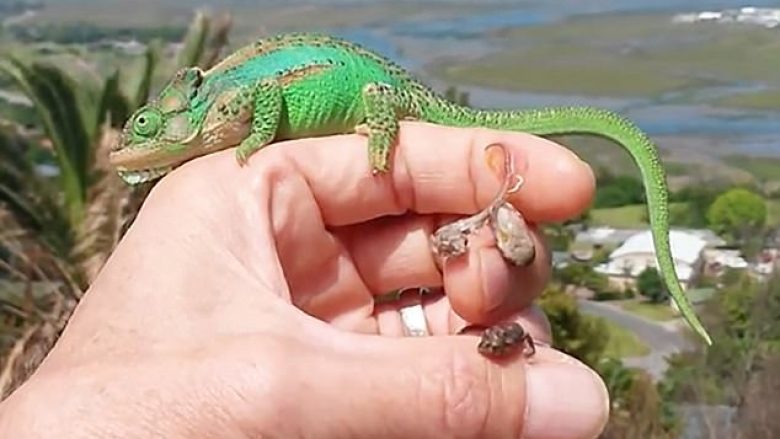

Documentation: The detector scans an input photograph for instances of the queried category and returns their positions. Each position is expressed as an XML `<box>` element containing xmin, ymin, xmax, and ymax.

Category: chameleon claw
<box><xmin>235</xmin><ymin>149</ymin><xmax>250</xmax><ymax>166</ymax></box>
<box><xmin>235</xmin><ymin>133</ymin><xmax>272</xmax><ymax>166</ymax></box>
<box><xmin>371</xmin><ymin>165</ymin><xmax>392</xmax><ymax>175</ymax></box>
<box><xmin>355</xmin><ymin>123</ymin><xmax>370</xmax><ymax>136</ymax></box>
<box><xmin>369</xmin><ymin>149</ymin><xmax>392</xmax><ymax>175</ymax></box>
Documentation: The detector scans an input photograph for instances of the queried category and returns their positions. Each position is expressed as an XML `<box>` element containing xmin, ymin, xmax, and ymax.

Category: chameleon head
<box><xmin>109</xmin><ymin>67</ymin><xmax>205</xmax><ymax>186</ymax></box>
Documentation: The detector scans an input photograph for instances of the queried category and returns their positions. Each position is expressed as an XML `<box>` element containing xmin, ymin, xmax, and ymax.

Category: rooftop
<box><xmin>610</xmin><ymin>230</ymin><xmax>707</xmax><ymax>265</ymax></box>
<box><xmin>575</xmin><ymin>226</ymin><xmax>725</xmax><ymax>249</ymax></box>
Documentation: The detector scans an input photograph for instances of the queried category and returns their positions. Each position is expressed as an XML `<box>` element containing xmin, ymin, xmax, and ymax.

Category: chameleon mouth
<box><xmin>109</xmin><ymin>142</ymin><xmax>180</xmax><ymax>169</ymax></box>
<box><xmin>108</xmin><ymin>142</ymin><xmax>185</xmax><ymax>185</ymax></box>
<box><xmin>109</xmin><ymin>146</ymin><xmax>176</xmax><ymax>185</ymax></box>
<box><xmin>116</xmin><ymin>166</ymin><xmax>173</xmax><ymax>186</ymax></box>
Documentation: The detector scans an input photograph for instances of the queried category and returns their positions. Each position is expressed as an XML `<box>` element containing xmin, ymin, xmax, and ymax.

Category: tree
<box><xmin>668</xmin><ymin>184</ymin><xmax>723</xmax><ymax>228</ymax></box>
<box><xmin>735</xmin><ymin>353</ymin><xmax>780</xmax><ymax>439</ymax></box>
<box><xmin>600</xmin><ymin>361</ymin><xmax>681</xmax><ymax>439</ymax></box>
<box><xmin>538</xmin><ymin>287</ymin><xmax>608</xmax><ymax>367</ymax></box>
<box><xmin>538</xmin><ymin>288</ymin><xmax>680</xmax><ymax>438</ymax></box>
<box><xmin>443</xmin><ymin>85</ymin><xmax>470</xmax><ymax>106</ymax></box>
<box><xmin>637</xmin><ymin>267</ymin><xmax>667</xmax><ymax>303</ymax></box>
<box><xmin>663</xmin><ymin>270</ymin><xmax>780</xmax><ymax>438</ymax></box>
<box><xmin>555</xmin><ymin>262</ymin><xmax>609</xmax><ymax>293</ymax></box>
<box><xmin>564</xmin><ymin>207</ymin><xmax>592</xmax><ymax>228</ymax></box>
<box><xmin>543</xmin><ymin>223</ymin><xmax>573</xmax><ymax>252</ymax></box>
<box><xmin>706</xmin><ymin>188</ymin><xmax>767</xmax><ymax>245</ymax></box>
<box><xmin>0</xmin><ymin>9</ymin><xmax>233</xmax><ymax>398</ymax></box>
<box><xmin>593</xmin><ymin>169</ymin><xmax>645</xmax><ymax>208</ymax></box>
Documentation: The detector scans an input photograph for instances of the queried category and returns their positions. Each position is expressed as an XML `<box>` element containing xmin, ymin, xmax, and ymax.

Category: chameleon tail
<box><xmin>426</xmin><ymin>103</ymin><xmax>712</xmax><ymax>345</ymax></box>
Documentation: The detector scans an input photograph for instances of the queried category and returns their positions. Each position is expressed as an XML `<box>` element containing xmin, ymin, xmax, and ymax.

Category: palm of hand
<box><xmin>0</xmin><ymin>123</ymin><xmax>606</xmax><ymax>439</ymax></box>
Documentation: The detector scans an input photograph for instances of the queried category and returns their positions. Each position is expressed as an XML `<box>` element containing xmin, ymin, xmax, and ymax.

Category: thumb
<box><xmin>287</xmin><ymin>333</ymin><xmax>609</xmax><ymax>439</ymax></box>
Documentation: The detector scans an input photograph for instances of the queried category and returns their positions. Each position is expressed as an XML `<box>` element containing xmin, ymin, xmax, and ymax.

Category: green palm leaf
<box><xmin>177</xmin><ymin>9</ymin><xmax>209</xmax><ymax>69</ymax></box>
<box><xmin>0</xmin><ymin>9</ymin><xmax>235</xmax><ymax>398</ymax></box>
<box><xmin>0</xmin><ymin>56</ymin><xmax>91</xmax><ymax>226</ymax></box>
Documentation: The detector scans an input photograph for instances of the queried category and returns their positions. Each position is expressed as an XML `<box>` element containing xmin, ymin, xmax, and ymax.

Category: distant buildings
<box><xmin>673</xmin><ymin>7</ymin><xmax>780</xmax><ymax>29</ymax></box>
<box><xmin>575</xmin><ymin>226</ymin><xmax>726</xmax><ymax>249</ymax></box>
<box><xmin>574</xmin><ymin>226</ymin><xmax>643</xmax><ymax>248</ymax></box>
<box><xmin>701</xmin><ymin>248</ymin><xmax>748</xmax><ymax>277</ymax></box>
<box><xmin>102</xmin><ymin>39</ymin><xmax>146</xmax><ymax>56</ymax></box>
<box><xmin>755</xmin><ymin>248</ymin><xmax>780</xmax><ymax>277</ymax></box>
<box><xmin>593</xmin><ymin>229</ymin><xmax>710</xmax><ymax>291</ymax></box>
<box><xmin>574</xmin><ymin>226</ymin><xmax>754</xmax><ymax>296</ymax></box>
<box><xmin>569</xmin><ymin>222</ymin><xmax>780</xmax><ymax>310</ymax></box>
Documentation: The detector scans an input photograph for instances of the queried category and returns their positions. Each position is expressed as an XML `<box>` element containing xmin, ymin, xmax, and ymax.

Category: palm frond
<box><xmin>73</xmin><ymin>126</ymin><xmax>133</xmax><ymax>281</ymax></box>
<box><xmin>127</xmin><ymin>45</ymin><xmax>159</xmax><ymax>111</ymax></box>
<box><xmin>0</xmin><ymin>7</ymin><xmax>236</xmax><ymax>401</ymax></box>
<box><xmin>199</xmin><ymin>12</ymin><xmax>233</xmax><ymax>69</ymax></box>
<box><xmin>0</xmin><ymin>55</ymin><xmax>90</xmax><ymax>225</ymax></box>
<box><xmin>99</xmin><ymin>69</ymin><xmax>132</xmax><ymax>131</ymax></box>
<box><xmin>0</xmin><ymin>125</ymin><xmax>72</xmax><ymax>257</ymax></box>
<box><xmin>177</xmin><ymin>9</ymin><xmax>210</xmax><ymax>69</ymax></box>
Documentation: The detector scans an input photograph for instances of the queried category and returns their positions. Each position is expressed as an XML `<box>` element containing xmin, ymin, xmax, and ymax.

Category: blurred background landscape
<box><xmin>0</xmin><ymin>1</ymin><xmax>778</xmax><ymax>438</ymax></box>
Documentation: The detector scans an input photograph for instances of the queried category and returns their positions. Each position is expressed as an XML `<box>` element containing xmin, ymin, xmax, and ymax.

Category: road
<box><xmin>578</xmin><ymin>299</ymin><xmax>694</xmax><ymax>380</ymax></box>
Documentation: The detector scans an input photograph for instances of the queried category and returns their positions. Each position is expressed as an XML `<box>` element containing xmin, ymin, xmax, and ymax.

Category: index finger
<box><xmin>264</xmin><ymin>122</ymin><xmax>595</xmax><ymax>226</ymax></box>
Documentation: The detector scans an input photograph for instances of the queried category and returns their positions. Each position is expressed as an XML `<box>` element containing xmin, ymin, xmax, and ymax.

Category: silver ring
<box><xmin>399</xmin><ymin>302</ymin><xmax>429</xmax><ymax>336</ymax></box>
<box><xmin>396</xmin><ymin>287</ymin><xmax>431</xmax><ymax>337</ymax></box>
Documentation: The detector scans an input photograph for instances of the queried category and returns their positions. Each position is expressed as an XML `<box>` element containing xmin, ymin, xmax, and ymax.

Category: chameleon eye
<box><xmin>132</xmin><ymin>109</ymin><xmax>162</xmax><ymax>137</ymax></box>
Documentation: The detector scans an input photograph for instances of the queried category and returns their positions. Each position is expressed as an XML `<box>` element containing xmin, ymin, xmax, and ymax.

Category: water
<box><xmin>388</xmin><ymin>0</ymin><xmax>780</xmax><ymax>38</ymax></box>
<box><xmin>325</xmin><ymin>1</ymin><xmax>780</xmax><ymax>156</ymax></box>
<box><xmin>391</xmin><ymin>8</ymin><xmax>551</xmax><ymax>39</ymax></box>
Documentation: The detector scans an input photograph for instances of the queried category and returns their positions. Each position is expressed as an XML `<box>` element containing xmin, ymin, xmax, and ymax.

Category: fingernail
<box><xmin>577</xmin><ymin>158</ymin><xmax>596</xmax><ymax>187</ymax></box>
<box><xmin>523</xmin><ymin>363</ymin><xmax>609</xmax><ymax>439</ymax></box>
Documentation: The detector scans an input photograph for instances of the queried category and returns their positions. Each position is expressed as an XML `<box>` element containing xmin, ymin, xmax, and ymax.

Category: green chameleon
<box><xmin>109</xmin><ymin>32</ymin><xmax>712</xmax><ymax>346</ymax></box>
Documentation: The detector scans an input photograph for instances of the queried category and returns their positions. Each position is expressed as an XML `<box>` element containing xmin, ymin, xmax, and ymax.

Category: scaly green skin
<box><xmin>109</xmin><ymin>32</ymin><xmax>712</xmax><ymax>345</ymax></box>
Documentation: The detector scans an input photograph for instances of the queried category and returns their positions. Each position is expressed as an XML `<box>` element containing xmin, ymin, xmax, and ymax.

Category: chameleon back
<box><xmin>195</xmin><ymin>43</ymin><xmax>406</xmax><ymax>139</ymax></box>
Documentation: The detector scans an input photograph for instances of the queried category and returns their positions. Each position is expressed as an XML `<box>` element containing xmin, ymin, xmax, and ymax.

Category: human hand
<box><xmin>0</xmin><ymin>123</ymin><xmax>608</xmax><ymax>438</ymax></box>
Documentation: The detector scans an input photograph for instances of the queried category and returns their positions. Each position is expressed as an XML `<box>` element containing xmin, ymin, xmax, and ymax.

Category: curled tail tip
<box><xmin>677</xmin><ymin>290</ymin><xmax>712</xmax><ymax>345</ymax></box>
<box><xmin>684</xmin><ymin>309</ymin><xmax>712</xmax><ymax>345</ymax></box>
<box><xmin>688</xmin><ymin>317</ymin><xmax>712</xmax><ymax>346</ymax></box>
<box><xmin>699</xmin><ymin>328</ymin><xmax>713</xmax><ymax>346</ymax></box>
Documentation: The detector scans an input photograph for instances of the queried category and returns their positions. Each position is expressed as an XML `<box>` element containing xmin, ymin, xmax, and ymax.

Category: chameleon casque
<box><xmin>109</xmin><ymin>32</ymin><xmax>712</xmax><ymax>346</ymax></box>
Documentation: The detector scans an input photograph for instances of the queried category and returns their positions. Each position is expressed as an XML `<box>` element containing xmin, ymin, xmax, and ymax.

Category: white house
<box><xmin>574</xmin><ymin>226</ymin><xmax>644</xmax><ymax>248</ymax></box>
<box><xmin>702</xmin><ymin>248</ymin><xmax>748</xmax><ymax>277</ymax></box>
<box><xmin>595</xmin><ymin>230</ymin><xmax>708</xmax><ymax>291</ymax></box>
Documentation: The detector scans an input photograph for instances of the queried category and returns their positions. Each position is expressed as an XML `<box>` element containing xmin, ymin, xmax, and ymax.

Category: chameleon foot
<box><xmin>236</xmin><ymin>134</ymin><xmax>268</xmax><ymax>165</ymax></box>
<box><xmin>360</xmin><ymin>82</ymin><xmax>401</xmax><ymax>174</ymax></box>
<box><xmin>234</xmin><ymin>78</ymin><xmax>282</xmax><ymax>166</ymax></box>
